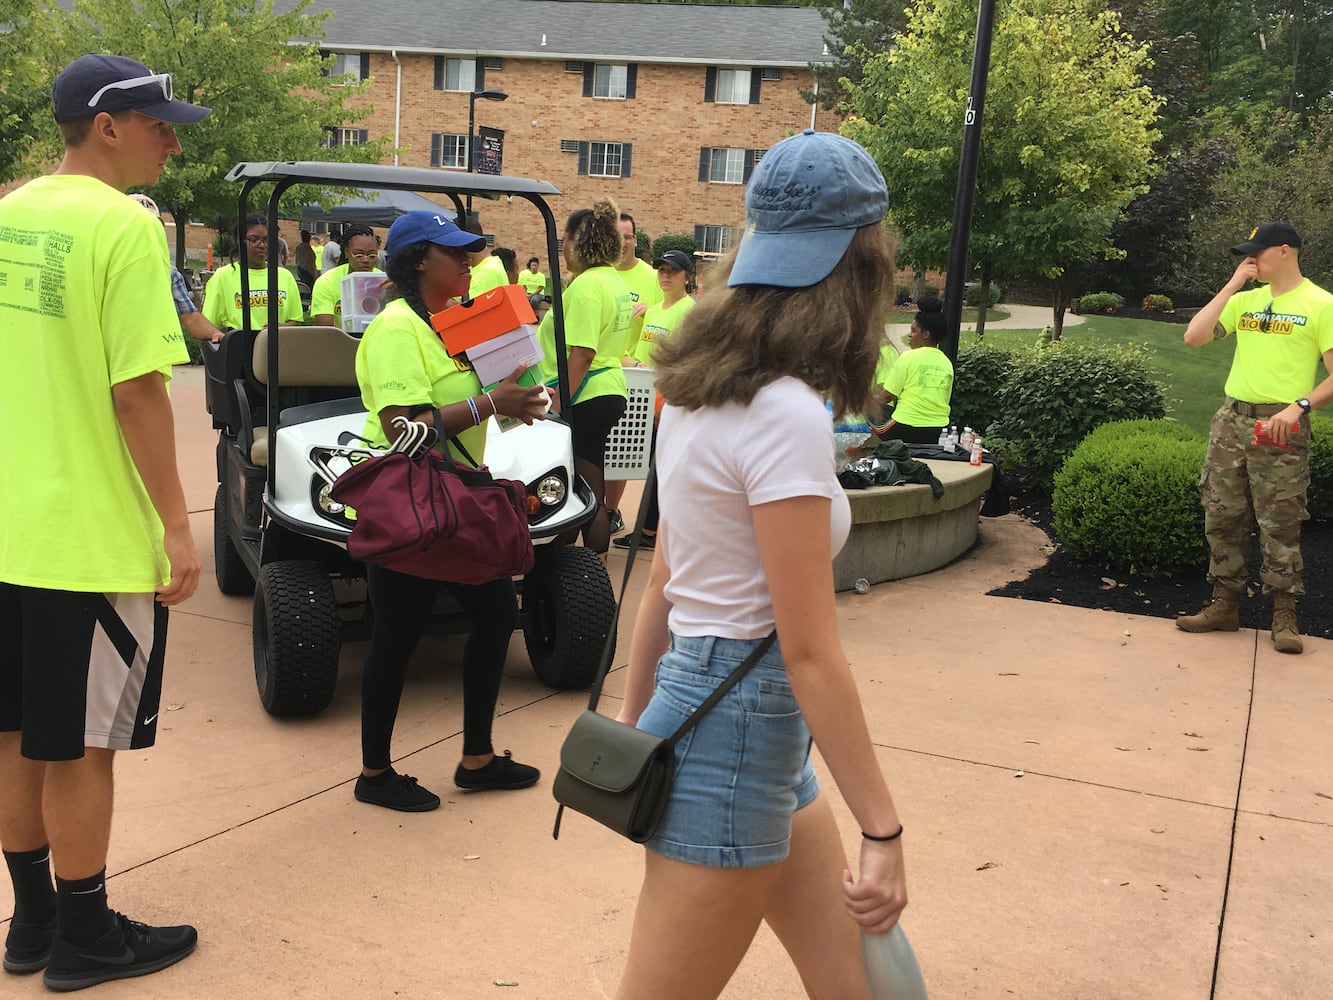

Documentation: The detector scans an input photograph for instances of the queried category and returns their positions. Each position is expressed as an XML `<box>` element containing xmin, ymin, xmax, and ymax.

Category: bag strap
<box><xmin>407</xmin><ymin>402</ymin><xmax>480</xmax><ymax>468</ymax></box>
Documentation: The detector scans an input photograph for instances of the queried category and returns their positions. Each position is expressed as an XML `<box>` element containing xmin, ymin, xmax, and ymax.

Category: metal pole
<box><xmin>466</xmin><ymin>92</ymin><xmax>476</xmax><ymax>220</ymax></box>
<box><xmin>941</xmin><ymin>0</ymin><xmax>997</xmax><ymax>364</ymax></box>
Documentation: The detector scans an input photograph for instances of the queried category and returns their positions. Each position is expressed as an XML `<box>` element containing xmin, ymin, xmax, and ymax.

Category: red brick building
<box><xmin>305</xmin><ymin>0</ymin><xmax>838</xmax><ymax>263</ymax></box>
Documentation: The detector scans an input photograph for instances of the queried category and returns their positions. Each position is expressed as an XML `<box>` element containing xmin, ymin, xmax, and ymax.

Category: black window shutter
<box><xmin>583</xmin><ymin>64</ymin><xmax>594</xmax><ymax>97</ymax></box>
<box><xmin>434</xmin><ymin>56</ymin><xmax>444</xmax><ymax>90</ymax></box>
<box><xmin>694</xmin><ymin>225</ymin><xmax>705</xmax><ymax>247</ymax></box>
<box><xmin>626</xmin><ymin>64</ymin><xmax>637</xmax><ymax>99</ymax></box>
<box><xmin>577</xmin><ymin>141</ymin><xmax>589</xmax><ymax>176</ymax></box>
<box><xmin>620</xmin><ymin>143</ymin><xmax>632</xmax><ymax>177</ymax></box>
<box><xmin>359</xmin><ymin>53</ymin><xmax>371</xmax><ymax>80</ymax></box>
<box><xmin>704</xmin><ymin>67</ymin><xmax>716</xmax><ymax>103</ymax></box>
<box><xmin>744</xmin><ymin>150</ymin><xmax>757</xmax><ymax>183</ymax></box>
<box><xmin>698</xmin><ymin>147</ymin><xmax>711</xmax><ymax>182</ymax></box>
<box><xmin>749</xmin><ymin>69</ymin><xmax>762</xmax><ymax>104</ymax></box>
<box><xmin>430</xmin><ymin>133</ymin><xmax>442</xmax><ymax>167</ymax></box>
<box><xmin>359</xmin><ymin>129</ymin><xmax>369</xmax><ymax>145</ymax></box>
<box><xmin>475</xmin><ymin>61</ymin><xmax>485</xmax><ymax>91</ymax></box>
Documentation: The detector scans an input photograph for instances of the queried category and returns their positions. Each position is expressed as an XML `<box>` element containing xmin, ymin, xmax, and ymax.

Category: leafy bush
<box><xmin>986</xmin><ymin>341</ymin><xmax>1167</xmax><ymax>483</ymax></box>
<box><xmin>1079</xmin><ymin>417</ymin><xmax>1199</xmax><ymax>450</ymax></box>
<box><xmin>963</xmin><ymin>281</ymin><xmax>1003</xmax><ymax>307</ymax></box>
<box><xmin>183</xmin><ymin>335</ymin><xmax>204</xmax><ymax>366</ymax></box>
<box><xmin>1142</xmin><ymin>293</ymin><xmax>1174</xmax><ymax>312</ymax></box>
<box><xmin>951</xmin><ymin>344</ymin><xmax>1015</xmax><ymax>433</ymax></box>
<box><xmin>652</xmin><ymin>232</ymin><xmax>698</xmax><ymax>262</ymax></box>
<box><xmin>1310</xmin><ymin>412</ymin><xmax>1333</xmax><ymax>521</ymax></box>
<box><xmin>1053</xmin><ymin>424</ymin><xmax>1208</xmax><ymax>572</ymax></box>
<box><xmin>920</xmin><ymin>282</ymin><xmax>941</xmax><ymax>299</ymax></box>
<box><xmin>1079</xmin><ymin>291</ymin><xmax>1120</xmax><ymax>314</ymax></box>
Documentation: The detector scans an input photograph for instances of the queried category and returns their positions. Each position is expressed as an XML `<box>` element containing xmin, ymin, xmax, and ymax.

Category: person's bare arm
<box><xmin>1185</xmin><ymin>258</ymin><xmax>1253</xmax><ymax>347</ymax></box>
<box><xmin>553</xmin><ymin>346</ymin><xmax>596</xmax><ymax>414</ymax></box>
<box><xmin>311</xmin><ymin>313</ymin><xmax>336</xmax><ymax>328</ymax></box>
<box><xmin>616</xmin><ymin>524</ymin><xmax>673</xmax><ymax>725</ymax></box>
<box><xmin>1267</xmin><ymin>346</ymin><xmax>1333</xmax><ymax>444</ymax></box>
<box><xmin>111</xmin><ymin>372</ymin><xmax>200</xmax><ymax>605</ymax></box>
<box><xmin>180</xmin><ymin>311</ymin><xmax>224</xmax><ymax>343</ymax></box>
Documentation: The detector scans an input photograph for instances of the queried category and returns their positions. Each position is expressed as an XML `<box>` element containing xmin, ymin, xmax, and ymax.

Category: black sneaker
<box><xmin>354</xmin><ymin>771</ymin><xmax>441</xmax><ymax>812</ymax></box>
<box><xmin>43</xmin><ymin>911</ymin><xmax>196</xmax><ymax>992</ymax></box>
<box><xmin>454</xmin><ymin>751</ymin><xmax>540</xmax><ymax>791</ymax></box>
<box><xmin>612</xmin><ymin>532</ymin><xmax>655</xmax><ymax>550</ymax></box>
<box><xmin>607</xmin><ymin>509</ymin><xmax>625</xmax><ymax>534</ymax></box>
<box><xmin>3</xmin><ymin>914</ymin><xmax>56</xmax><ymax>973</ymax></box>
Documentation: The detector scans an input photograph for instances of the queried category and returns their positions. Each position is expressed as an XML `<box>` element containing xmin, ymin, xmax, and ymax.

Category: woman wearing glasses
<box><xmin>309</xmin><ymin>224</ymin><xmax>383</xmax><ymax>330</ymax></box>
<box><xmin>201</xmin><ymin>215</ymin><xmax>305</xmax><ymax>332</ymax></box>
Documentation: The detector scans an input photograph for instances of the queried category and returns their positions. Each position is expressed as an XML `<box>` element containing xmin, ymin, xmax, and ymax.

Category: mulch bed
<box><xmin>988</xmin><ymin>478</ymin><xmax>1333</xmax><ymax>641</ymax></box>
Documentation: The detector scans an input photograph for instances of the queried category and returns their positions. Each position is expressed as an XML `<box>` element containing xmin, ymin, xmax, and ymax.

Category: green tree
<box><xmin>805</xmin><ymin>0</ymin><xmax>906</xmax><ymax>110</ymax></box>
<box><xmin>0</xmin><ymin>0</ymin><xmax>49</xmax><ymax>184</ymax></box>
<box><xmin>844</xmin><ymin>0</ymin><xmax>1161</xmax><ymax>339</ymax></box>
<box><xmin>39</xmin><ymin>0</ymin><xmax>387</xmax><ymax>267</ymax></box>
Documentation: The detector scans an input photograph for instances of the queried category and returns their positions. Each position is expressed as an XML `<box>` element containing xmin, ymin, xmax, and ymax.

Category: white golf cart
<box><xmin>204</xmin><ymin>161</ymin><xmax>616</xmax><ymax>715</ymax></box>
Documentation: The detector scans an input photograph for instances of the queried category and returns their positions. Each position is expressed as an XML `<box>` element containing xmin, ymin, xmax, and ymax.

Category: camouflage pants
<box><xmin>1199</xmin><ymin>402</ymin><xmax>1310</xmax><ymax>595</ymax></box>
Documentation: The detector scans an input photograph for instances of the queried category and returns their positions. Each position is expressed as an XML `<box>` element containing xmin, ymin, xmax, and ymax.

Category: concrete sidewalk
<box><xmin>3</xmin><ymin>374</ymin><xmax>1328</xmax><ymax>1000</ymax></box>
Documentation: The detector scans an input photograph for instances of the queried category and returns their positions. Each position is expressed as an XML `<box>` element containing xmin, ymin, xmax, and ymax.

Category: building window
<box><xmin>337</xmin><ymin>128</ymin><xmax>364</xmax><ymax>147</ymax></box>
<box><xmin>431</xmin><ymin>133</ymin><xmax>469</xmax><ymax>170</ymax></box>
<box><xmin>577</xmin><ymin>140</ymin><xmax>633</xmax><ymax>178</ymax></box>
<box><xmin>594</xmin><ymin>64</ymin><xmax>627</xmax><ymax>99</ymax></box>
<box><xmin>439</xmin><ymin>58</ymin><xmax>476</xmax><ymax>92</ymax></box>
<box><xmin>696</xmin><ymin>225</ymin><xmax>738</xmax><ymax>255</ymax></box>
<box><xmin>708</xmin><ymin>148</ymin><xmax>746</xmax><ymax>184</ymax></box>
<box><xmin>327</xmin><ymin>52</ymin><xmax>368</xmax><ymax>83</ymax></box>
<box><xmin>714</xmin><ymin>69</ymin><xmax>751</xmax><ymax>104</ymax></box>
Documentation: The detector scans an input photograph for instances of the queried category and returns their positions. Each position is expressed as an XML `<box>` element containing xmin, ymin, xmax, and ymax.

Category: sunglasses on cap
<box><xmin>87</xmin><ymin>72</ymin><xmax>172</xmax><ymax>110</ymax></box>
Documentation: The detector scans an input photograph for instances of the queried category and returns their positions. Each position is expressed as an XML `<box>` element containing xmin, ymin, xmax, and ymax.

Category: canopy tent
<box><xmin>299</xmin><ymin>188</ymin><xmax>456</xmax><ymax>227</ymax></box>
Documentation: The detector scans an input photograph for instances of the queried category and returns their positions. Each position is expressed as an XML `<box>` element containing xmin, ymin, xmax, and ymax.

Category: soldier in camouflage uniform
<box><xmin>1177</xmin><ymin>222</ymin><xmax>1333</xmax><ymax>654</ymax></box>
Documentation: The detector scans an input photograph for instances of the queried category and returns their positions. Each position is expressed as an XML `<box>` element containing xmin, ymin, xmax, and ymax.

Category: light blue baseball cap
<box><xmin>728</xmin><ymin>129</ymin><xmax>888</xmax><ymax>289</ymax></box>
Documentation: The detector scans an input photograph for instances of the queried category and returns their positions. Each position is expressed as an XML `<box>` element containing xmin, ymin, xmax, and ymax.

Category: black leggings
<box><xmin>875</xmin><ymin>421</ymin><xmax>944</xmax><ymax>445</ymax></box>
<box><xmin>360</xmin><ymin>565</ymin><xmax>517</xmax><ymax>769</ymax></box>
<box><xmin>570</xmin><ymin>393</ymin><xmax>627</xmax><ymax>553</ymax></box>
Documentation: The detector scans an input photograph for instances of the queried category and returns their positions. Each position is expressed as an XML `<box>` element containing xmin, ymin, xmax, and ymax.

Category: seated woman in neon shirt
<box><xmin>869</xmin><ymin>297</ymin><xmax>954</xmax><ymax>444</ymax></box>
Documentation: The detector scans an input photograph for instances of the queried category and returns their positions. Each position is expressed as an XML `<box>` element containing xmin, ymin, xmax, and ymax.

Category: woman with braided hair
<box><xmin>309</xmin><ymin>223</ymin><xmax>382</xmax><ymax>330</ymax></box>
<box><xmin>349</xmin><ymin>211</ymin><xmax>550</xmax><ymax>812</ymax></box>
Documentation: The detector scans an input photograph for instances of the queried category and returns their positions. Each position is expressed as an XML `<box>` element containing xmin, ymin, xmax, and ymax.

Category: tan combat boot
<box><xmin>1271</xmin><ymin>591</ymin><xmax>1303</xmax><ymax>654</ymax></box>
<box><xmin>1176</xmin><ymin>583</ymin><xmax>1240</xmax><ymax>633</ymax></box>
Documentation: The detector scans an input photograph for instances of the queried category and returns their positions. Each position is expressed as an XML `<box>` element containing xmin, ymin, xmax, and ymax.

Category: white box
<box><xmin>340</xmin><ymin>272</ymin><xmax>389</xmax><ymax>333</ymax></box>
<box><xmin>467</xmin><ymin>323</ymin><xmax>544</xmax><ymax>386</ymax></box>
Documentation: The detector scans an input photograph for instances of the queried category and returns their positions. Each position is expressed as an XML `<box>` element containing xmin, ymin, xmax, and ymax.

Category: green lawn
<box><xmin>963</xmin><ymin>315</ymin><xmax>1240</xmax><ymax>436</ymax></box>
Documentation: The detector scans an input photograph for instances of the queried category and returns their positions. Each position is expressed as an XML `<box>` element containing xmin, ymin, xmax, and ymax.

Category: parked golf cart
<box><xmin>203</xmin><ymin>161</ymin><xmax>617</xmax><ymax>715</ymax></box>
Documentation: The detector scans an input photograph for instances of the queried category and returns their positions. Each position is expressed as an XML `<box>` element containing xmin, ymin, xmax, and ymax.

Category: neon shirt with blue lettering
<box><xmin>633</xmin><ymin>296</ymin><xmax>694</xmax><ymax>366</ymax></box>
<box><xmin>881</xmin><ymin>346</ymin><xmax>954</xmax><ymax>427</ymax></box>
<box><xmin>1219</xmin><ymin>281</ymin><xmax>1333</xmax><ymax>403</ymax></box>
<box><xmin>309</xmin><ymin>263</ymin><xmax>384</xmax><ymax>330</ymax></box>
<box><xmin>0</xmin><ymin>175</ymin><xmax>187</xmax><ymax>591</ymax></box>
<box><xmin>355</xmin><ymin>297</ymin><xmax>488</xmax><ymax>462</ymax></box>
<box><xmin>468</xmin><ymin>255</ymin><xmax>509</xmax><ymax>297</ymax></box>
<box><xmin>616</xmin><ymin>259</ymin><xmax>663</xmax><ymax>356</ymax></box>
<box><xmin>537</xmin><ymin>266</ymin><xmax>630</xmax><ymax>403</ymax></box>
<box><xmin>202</xmin><ymin>261</ymin><xmax>304</xmax><ymax>330</ymax></box>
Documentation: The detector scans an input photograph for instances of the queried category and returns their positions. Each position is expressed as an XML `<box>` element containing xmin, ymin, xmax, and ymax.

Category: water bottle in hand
<box><xmin>861</xmin><ymin>925</ymin><xmax>928</xmax><ymax>1000</ymax></box>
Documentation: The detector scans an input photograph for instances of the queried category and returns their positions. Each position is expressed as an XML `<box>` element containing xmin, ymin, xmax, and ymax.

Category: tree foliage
<box><xmin>0</xmin><ymin>0</ymin><xmax>49</xmax><ymax>184</ymax></box>
<box><xmin>805</xmin><ymin>0</ymin><xmax>906</xmax><ymax>110</ymax></box>
<box><xmin>843</xmin><ymin>0</ymin><xmax>1161</xmax><ymax>337</ymax></box>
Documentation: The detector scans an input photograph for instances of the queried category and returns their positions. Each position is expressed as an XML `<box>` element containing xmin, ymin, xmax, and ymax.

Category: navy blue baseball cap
<box><xmin>53</xmin><ymin>55</ymin><xmax>210</xmax><ymax>124</ymax></box>
<box><xmin>386</xmin><ymin>211</ymin><xmax>488</xmax><ymax>256</ymax></box>
<box><xmin>729</xmin><ymin>129</ymin><xmax>888</xmax><ymax>289</ymax></box>
<box><xmin>652</xmin><ymin>250</ymin><xmax>694</xmax><ymax>272</ymax></box>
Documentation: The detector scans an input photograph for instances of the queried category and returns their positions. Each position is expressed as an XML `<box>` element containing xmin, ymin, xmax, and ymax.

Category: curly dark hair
<box><xmin>564</xmin><ymin>198</ymin><xmax>621</xmax><ymax>270</ymax></box>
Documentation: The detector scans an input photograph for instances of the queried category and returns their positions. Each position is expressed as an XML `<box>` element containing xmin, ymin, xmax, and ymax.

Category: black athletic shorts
<box><xmin>0</xmin><ymin>584</ymin><xmax>169</xmax><ymax>761</ymax></box>
<box><xmin>571</xmin><ymin>393</ymin><xmax>628</xmax><ymax>470</ymax></box>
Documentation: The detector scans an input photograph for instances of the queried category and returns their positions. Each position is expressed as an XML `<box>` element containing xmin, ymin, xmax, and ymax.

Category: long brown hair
<box><xmin>654</xmin><ymin>223</ymin><xmax>896</xmax><ymax>419</ymax></box>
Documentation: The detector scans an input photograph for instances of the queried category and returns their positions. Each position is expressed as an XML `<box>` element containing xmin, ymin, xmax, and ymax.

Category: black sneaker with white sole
<box><xmin>607</xmin><ymin>509</ymin><xmax>625</xmax><ymax>535</ymax></box>
<box><xmin>3</xmin><ymin>914</ymin><xmax>57</xmax><ymax>973</ymax></box>
<box><xmin>43</xmin><ymin>911</ymin><xmax>197</xmax><ymax>992</ymax></box>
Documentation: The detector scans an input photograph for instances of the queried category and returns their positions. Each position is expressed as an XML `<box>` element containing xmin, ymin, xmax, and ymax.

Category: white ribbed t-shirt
<box><xmin>657</xmin><ymin>377</ymin><xmax>851</xmax><ymax>639</ymax></box>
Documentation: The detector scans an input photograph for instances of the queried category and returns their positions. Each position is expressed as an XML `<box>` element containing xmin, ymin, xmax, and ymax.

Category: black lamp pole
<box><xmin>466</xmin><ymin>88</ymin><xmax>508</xmax><ymax>220</ymax></box>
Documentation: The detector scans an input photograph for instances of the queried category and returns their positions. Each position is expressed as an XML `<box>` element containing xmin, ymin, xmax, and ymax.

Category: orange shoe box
<box><xmin>431</xmin><ymin>284</ymin><xmax>537</xmax><ymax>354</ymax></box>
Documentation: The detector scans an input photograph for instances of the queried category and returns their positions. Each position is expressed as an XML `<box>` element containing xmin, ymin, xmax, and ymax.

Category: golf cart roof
<box><xmin>225</xmin><ymin>161</ymin><xmax>561</xmax><ymax>199</ymax></box>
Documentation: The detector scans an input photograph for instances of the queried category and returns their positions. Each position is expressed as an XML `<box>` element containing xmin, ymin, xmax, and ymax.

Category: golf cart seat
<box><xmin>245</xmin><ymin>325</ymin><xmax>361</xmax><ymax>466</ymax></box>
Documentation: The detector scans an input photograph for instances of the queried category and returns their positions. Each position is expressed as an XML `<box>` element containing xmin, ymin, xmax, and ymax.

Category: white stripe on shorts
<box><xmin>85</xmin><ymin>592</ymin><xmax>157</xmax><ymax>750</ymax></box>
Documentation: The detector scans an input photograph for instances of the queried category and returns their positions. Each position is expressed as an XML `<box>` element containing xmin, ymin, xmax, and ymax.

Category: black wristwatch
<box><xmin>1296</xmin><ymin>398</ymin><xmax>1313</xmax><ymax>415</ymax></box>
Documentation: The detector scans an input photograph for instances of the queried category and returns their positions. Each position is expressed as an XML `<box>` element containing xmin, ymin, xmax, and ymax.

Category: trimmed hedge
<box><xmin>1310</xmin><ymin>412</ymin><xmax>1333</xmax><ymax>521</ymax></box>
<box><xmin>963</xmin><ymin>281</ymin><xmax>1003</xmax><ymax>307</ymax></box>
<box><xmin>1053</xmin><ymin>421</ymin><xmax>1209</xmax><ymax>572</ymax></box>
<box><xmin>1078</xmin><ymin>291</ymin><xmax>1123</xmax><ymax>314</ymax></box>
<box><xmin>951</xmin><ymin>344</ymin><xmax>1015</xmax><ymax>433</ymax></box>
<box><xmin>1142</xmin><ymin>294</ymin><xmax>1174</xmax><ymax>312</ymax></box>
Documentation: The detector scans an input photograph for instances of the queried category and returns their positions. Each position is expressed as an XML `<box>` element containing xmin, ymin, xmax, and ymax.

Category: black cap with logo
<box><xmin>1230</xmin><ymin>222</ymin><xmax>1302</xmax><ymax>256</ymax></box>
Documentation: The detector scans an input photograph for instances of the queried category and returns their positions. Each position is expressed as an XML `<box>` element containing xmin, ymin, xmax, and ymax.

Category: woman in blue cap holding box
<box><xmin>349</xmin><ymin>211</ymin><xmax>550</xmax><ymax>812</ymax></box>
<box><xmin>611</xmin><ymin>131</ymin><xmax>910</xmax><ymax>997</ymax></box>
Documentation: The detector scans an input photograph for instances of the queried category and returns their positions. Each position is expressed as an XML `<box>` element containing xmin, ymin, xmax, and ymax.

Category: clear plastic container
<box><xmin>861</xmin><ymin>924</ymin><xmax>928</xmax><ymax>1000</ymax></box>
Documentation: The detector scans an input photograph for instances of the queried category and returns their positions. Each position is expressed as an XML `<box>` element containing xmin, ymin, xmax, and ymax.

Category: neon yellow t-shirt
<box><xmin>633</xmin><ymin>296</ymin><xmax>694</xmax><ymax>366</ymax></box>
<box><xmin>355</xmin><ymin>297</ymin><xmax>488</xmax><ymax>462</ymax></box>
<box><xmin>202</xmin><ymin>261</ymin><xmax>305</xmax><ymax>331</ymax></box>
<box><xmin>313</xmin><ymin>244</ymin><xmax>325</xmax><ymax>270</ymax></box>
<box><xmin>1219</xmin><ymin>280</ymin><xmax>1333</xmax><ymax>403</ymax></box>
<box><xmin>309</xmin><ymin>263</ymin><xmax>384</xmax><ymax>330</ymax></box>
<box><xmin>538</xmin><ymin>267</ymin><xmax>631</xmax><ymax>403</ymax></box>
<box><xmin>518</xmin><ymin>268</ymin><xmax>546</xmax><ymax>295</ymax></box>
<box><xmin>0</xmin><ymin>174</ymin><xmax>187</xmax><ymax>591</ymax></box>
<box><xmin>615</xmin><ymin>259</ymin><xmax>664</xmax><ymax>357</ymax></box>
<box><xmin>882</xmin><ymin>346</ymin><xmax>954</xmax><ymax>427</ymax></box>
<box><xmin>468</xmin><ymin>255</ymin><xmax>509</xmax><ymax>297</ymax></box>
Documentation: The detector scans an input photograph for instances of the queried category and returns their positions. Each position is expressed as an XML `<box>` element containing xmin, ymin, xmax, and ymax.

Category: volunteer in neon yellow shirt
<box><xmin>615</xmin><ymin>213</ymin><xmax>663</xmax><ymax>356</ymax></box>
<box><xmin>870</xmin><ymin>297</ymin><xmax>954</xmax><ymax>444</ymax></box>
<box><xmin>466</xmin><ymin>248</ymin><xmax>510</xmax><ymax>297</ymax></box>
<box><xmin>629</xmin><ymin>250</ymin><xmax>695</xmax><ymax>367</ymax></box>
<box><xmin>202</xmin><ymin>215</ymin><xmax>304</xmax><ymax>330</ymax></box>
<box><xmin>518</xmin><ymin>256</ymin><xmax>546</xmax><ymax>297</ymax></box>
<box><xmin>313</xmin><ymin>238</ymin><xmax>325</xmax><ymax>271</ymax></box>
<box><xmin>537</xmin><ymin>200</ymin><xmax>631</xmax><ymax>556</ymax></box>
<box><xmin>310</xmin><ymin>224</ymin><xmax>383</xmax><ymax>330</ymax></box>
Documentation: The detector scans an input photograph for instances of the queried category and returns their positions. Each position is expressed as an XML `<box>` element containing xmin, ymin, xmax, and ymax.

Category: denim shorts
<box><xmin>636</xmin><ymin>633</ymin><xmax>820</xmax><ymax>868</ymax></box>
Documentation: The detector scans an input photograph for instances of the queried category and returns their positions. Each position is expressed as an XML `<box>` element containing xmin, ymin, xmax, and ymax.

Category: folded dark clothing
<box><xmin>838</xmin><ymin>443</ymin><xmax>945</xmax><ymax>497</ymax></box>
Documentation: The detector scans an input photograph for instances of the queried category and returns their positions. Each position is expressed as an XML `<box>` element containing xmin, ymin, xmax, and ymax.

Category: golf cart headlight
<box><xmin>317</xmin><ymin>482</ymin><xmax>345</xmax><ymax>515</ymax></box>
<box><xmin>536</xmin><ymin>475</ymin><xmax>565</xmax><ymax>506</ymax></box>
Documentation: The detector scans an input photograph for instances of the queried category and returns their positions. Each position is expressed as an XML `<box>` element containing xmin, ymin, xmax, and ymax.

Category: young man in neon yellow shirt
<box><xmin>1177</xmin><ymin>222</ymin><xmax>1333</xmax><ymax>653</ymax></box>
<box><xmin>0</xmin><ymin>54</ymin><xmax>208</xmax><ymax>990</ymax></box>
<box><xmin>202</xmin><ymin>215</ymin><xmax>305</xmax><ymax>331</ymax></box>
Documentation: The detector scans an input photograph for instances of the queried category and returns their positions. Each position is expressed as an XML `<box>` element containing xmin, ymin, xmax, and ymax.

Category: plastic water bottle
<box><xmin>969</xmin><ymin>435</ymin><xmax>984</xmax><ymax>467</ymax></box>
<box><xmin>854</xmin><ymin>578</ymin><xmax>870</xmax><ymax>594</ymax></box>
<box><xmin>936</xmin><ymin>428</ymin><xmax>949</xmax><ymax>450</ymax></box>
<box><xmin>861</xmin><ymin>925</ymin><xmax>928</xmax><ymax>1000</ymax></box>
<box><xmin>960</xmin><ymin>426</ymin><xmax>975</xmax><ymax>451</ymax></box>
<box><xmin>948</xmin><ymin>425</ymin><xmax>959</xmax><ymax>451</ymax></box>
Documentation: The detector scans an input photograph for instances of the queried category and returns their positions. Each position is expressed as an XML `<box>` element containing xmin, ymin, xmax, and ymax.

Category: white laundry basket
<box><xmin>604</xmin><ymin>366</ymin><xmax>656</xmax><ymax>481</ymax></box>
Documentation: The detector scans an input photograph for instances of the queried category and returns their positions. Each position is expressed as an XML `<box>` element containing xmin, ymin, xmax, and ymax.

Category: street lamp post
<box><xmin>466</xmin><ymin>88</ymin><xmax>508</xmax><ymax>220</ymax></box>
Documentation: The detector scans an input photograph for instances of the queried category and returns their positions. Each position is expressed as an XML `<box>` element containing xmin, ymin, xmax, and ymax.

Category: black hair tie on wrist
<box><xmin>862</xmin><ymin>824</ymin><xmax>904</xmax><ymax>842</ymax></box>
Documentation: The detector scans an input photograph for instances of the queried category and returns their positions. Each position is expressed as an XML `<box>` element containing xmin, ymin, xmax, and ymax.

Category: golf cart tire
<box><xmin>214</xmin><ymin>484</ymin><xmax>255</xmax><ymax>596</ymax></box>
<box><xmin>253</xmin><ymin>560</ymin><xmax>341</xmax><ymax>716</ymax></box>
<box><xmin>523</xmin><ymin>546</ymin><xmax>616</xmax><ymax>689</ymax></box>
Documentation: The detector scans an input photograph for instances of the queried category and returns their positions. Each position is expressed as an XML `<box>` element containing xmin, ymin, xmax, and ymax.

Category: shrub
<box><xmin>951</xmin><ymin>344</ymin><xmax>1015</xmax><ymax>433</ymax></box>
<box><xmin>963</xmin><ymin>281</ymin><xmax>1003</xmax><ymax>307</ymax></box>
<box><xmin>1079</xmin><ymin>418</ymin><xmax>1200</xmax><ymax>450</ymax></box>
<box><xmin>1309</xmin><ymin>412</ymin><xmax>1333</xmax><ymax>521</ymax></box>
<box><xmin>920</xmin><ymin>282</ymin><xmax>941</xmax><ymax>299</ymax></box>
<box><xmin>1142</xmin><ymin>293</ymin><xmax>1174</xmax><ymax>312</ymax></box>
<box><xmin>652</xmin><ymin>232</ymin><xmax>698</xmax><ymax>264</ymax></box>
<box><xmin>183</xmin><ymin>335</ymin><xmax>204</xmax><ymax>366</ymax></box>
<box><xmin>1053</xmin><ymin>425</ymin><xmax>1209</xmax><ymax>572</ymax></box>
<box><xmin>986</xmin><ymin>341</ymin><xmax>1167</xmax><ymax>483</ymax></box>
<box><xmin>1079</xmin><ymin>291</ymin><xmax>1120</xmax><ymax>314</ymax></box>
